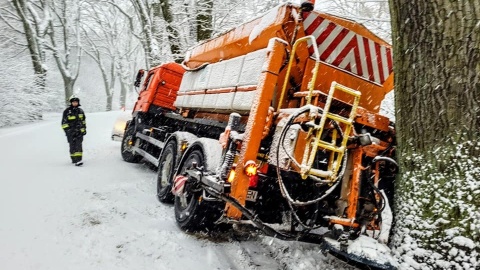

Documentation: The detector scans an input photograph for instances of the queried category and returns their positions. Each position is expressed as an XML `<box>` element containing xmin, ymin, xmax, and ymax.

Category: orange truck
<box><xmin>121</xmin><ymin>2</ymin><xmax>398</xmax><ymax>269</ymax></box>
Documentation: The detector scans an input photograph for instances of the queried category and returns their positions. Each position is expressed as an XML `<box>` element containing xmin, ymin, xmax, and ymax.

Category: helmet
<box><xmin>69</xmin><ymin>95</ymin><xmax>81</xmax><ymax>105</ymax></box>
<box><xmin>69</xmin><ymin>95</ymin><xmax>80</xmax><ymax>103</ymax></box>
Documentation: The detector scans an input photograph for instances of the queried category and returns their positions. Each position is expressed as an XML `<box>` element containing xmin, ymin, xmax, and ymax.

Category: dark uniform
<box><xmin>61</xmin><ymin>97</ymin><xmax>86</xmax><ymax>166</ymax></box>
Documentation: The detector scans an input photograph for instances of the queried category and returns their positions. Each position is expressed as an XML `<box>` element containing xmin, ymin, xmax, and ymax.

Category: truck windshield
<box><xmin>142</xmin><ymin>73</ymin><xmax>154</xmax><ymax>92</ymax></box>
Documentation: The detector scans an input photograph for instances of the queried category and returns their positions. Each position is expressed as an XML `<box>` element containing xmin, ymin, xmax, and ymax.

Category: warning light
<box><xmin>181</xmin><ymin>141</ymin><xmax>188</xmax><ymax>151</ymax></box>
<box><xmin>244</xmin><ymin>160</ymin><xmax>257</xmax><ymax>176</ymax></box>
<box><xmin>227</xmin><ymin>169</ymin><xmax>236</xmax><ymax>183</ymax></box>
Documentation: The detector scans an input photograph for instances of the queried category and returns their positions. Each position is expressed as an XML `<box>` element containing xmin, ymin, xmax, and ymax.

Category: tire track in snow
<box><xmin>193</xmin><ymin>229</ymin><xmax>286</xmax><ymax>270</ymax></box>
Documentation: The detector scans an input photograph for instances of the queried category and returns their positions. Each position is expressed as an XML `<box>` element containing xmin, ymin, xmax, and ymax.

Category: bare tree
<box><xmin>389</xmin><ymin>0</ymin><xmax>480</xmax><ymax>268</ymax></box>
<box><xmin>1</xmin><ymin>0</ymin><xmax>49</xmax><ymax>89</ymax></box>
<box><xmin>0</xmin><ymin>43</ymin><xmax>41</xmax><ymax>126</ymax></box>
<box><xmin>107</xmin><ymin>0</ymin><xmax>171</xmax><ymax>67</ymax></box>
<box><xmin>317</xmin><ymin>0</ymin><xmax>391</xmax><ymax>42</ymax></box>
<box><xmin>0</xmin><ymin>0</ymin><xmax>55</xmax><ymax>121</ymax></box>
<box><xmin>116</xmin><ymin>41</ymin><xmax>143</xmax><ymax>109</ymax></box>
<box><xmin>81</xmin><ymin>2</ymin><xmax>119</xmax><ymax>111</ymax></box>
<box><xmin>155</xmin><ymin>0</ymin><xmax>183</xmax><ymax>63</ymax></box>
<box><xmin>211</xmin><ymin>1</ymin><xmax>252</xmax><ymax>35</ymax></box>
<box><xmin>45</xmin><ymin>0</ymin><xmax>82</xmax><ymax>104</ymax></box>
<box><xmin>82</xmin><ymin>0</ymin><xmax>143</xmax><ymax>110</ymax></box>
<box><xmin>131</xmin><ymin>0</ymin><xmax>161</xmax><ymax>67</ymax></box>
<box><xmin>195</xmin><ymin>0</ymin><xmax>213</xmax><ymax>41</ymax></box>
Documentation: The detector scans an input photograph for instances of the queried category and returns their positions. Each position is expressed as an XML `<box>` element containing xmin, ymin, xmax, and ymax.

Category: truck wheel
<box><xmin>121</xmin><ymin>123</ymin><xmax>142</xmax><ymax>163</ymax></box>
<box><xmin>156</xmin><ymin>140</ymin><xmax>178</xmax><ymax>203</ymax></box>
<box><xmin>174</xmin><ymin>148</ymin><xmax>223</xmax><ymax>231</ymax></box>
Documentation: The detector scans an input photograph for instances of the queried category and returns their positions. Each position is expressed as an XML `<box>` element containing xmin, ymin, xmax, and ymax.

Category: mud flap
<box><xmin>172</xmin><ymin>175</ymin><xmax>187</xmax><ymax>196</ymax></box>
<box><xmin>322</xmin><ymin>235</ymin><xmax>399</xmax><ymax>270</ymax></box>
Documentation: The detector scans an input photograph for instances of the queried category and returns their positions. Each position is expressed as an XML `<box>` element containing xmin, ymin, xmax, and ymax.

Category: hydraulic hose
<box><xmin>274</xmin><ymin>105</ymin><xmax>347</xmax><ymax>230</ymax></box>
<box><xmin>275</xmin><ymin>105</ymin><xmax>345</xmax><ymax>206</ymax></box>
<box><xmin>203</xmin><ymin>186</ymin><xmax>297</xmax><ymax>241</ymax></box>
<box><xmin>369</xmin><ymin>156</ymin><xmax>398</xmax><ymax>214</ymax></box>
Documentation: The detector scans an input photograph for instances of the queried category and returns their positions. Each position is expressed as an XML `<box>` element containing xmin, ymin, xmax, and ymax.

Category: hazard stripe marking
<box><xmin>173</xmin><ymin>175</ymin><xmax>187</xmax><ymax>193</ymax></box>
<box><xmin>303</xmin><ymin>12</ymin><xmax>393</xmax><ymax>84</ymax></box>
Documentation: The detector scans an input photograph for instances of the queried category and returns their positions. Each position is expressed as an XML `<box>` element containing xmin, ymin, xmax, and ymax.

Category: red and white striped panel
<box><xmin>303</xmin><ymin>12</ymin><xmax>393</xmax><ymax>85</ymax></box>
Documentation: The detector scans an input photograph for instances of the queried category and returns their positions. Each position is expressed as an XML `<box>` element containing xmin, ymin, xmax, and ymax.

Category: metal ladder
<box><xmin>276</xmin><ymin>35</ymin><xmax>361</xmax><ymax>182</ymax></box>
<box><xmin>301</xmin><ymin>82</ymin><xmax>361</xmax><ymax>181</ymax></box>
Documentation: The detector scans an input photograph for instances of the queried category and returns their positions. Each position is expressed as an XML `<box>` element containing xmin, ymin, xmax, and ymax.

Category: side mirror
<box><xmin>134</xmin><ymin>69</ymin><xmax>145</xmax><ymax>87</ymax></box>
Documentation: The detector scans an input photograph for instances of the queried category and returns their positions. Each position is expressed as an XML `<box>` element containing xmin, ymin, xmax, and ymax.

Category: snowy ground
<box><xmin>0</xmin><ymin>111</ymin><xmax>356</xmax><ymax>270</ymax></box>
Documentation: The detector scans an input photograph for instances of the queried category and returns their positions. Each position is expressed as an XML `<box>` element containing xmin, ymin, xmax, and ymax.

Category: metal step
<box><xmin>316</xmin><ymin>142</ymin><xmax>344</xmax><ymax>153</ymax></box>
<box><xmin>325</xmin><ymin>112</ymin><xmax>353</xmax><ymax>125</ymax></box>
<box><xmin>135</xmin><ymin>132</ymin><xmax>165</xmax><ymax>149</ymax></box>
<box><xmin>301</xmin><ymin>82</ymin><xmax>360</xmax><ymax>181</ymax></box>
<box><xmin>308</xmin><ymin>168</ymin><xmax>333</xmax><ymax>178</ymax></box>
<box><xmin>132</xmin><ymin>146</ymin><xmax>159</xmax><ymax>167</ymax></box>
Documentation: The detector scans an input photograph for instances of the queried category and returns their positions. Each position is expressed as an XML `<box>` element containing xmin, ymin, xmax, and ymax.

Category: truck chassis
<box><xmin>121</xmin><ymin>3</ymin><xmax>398</xmax><ymax>269</ymax></box>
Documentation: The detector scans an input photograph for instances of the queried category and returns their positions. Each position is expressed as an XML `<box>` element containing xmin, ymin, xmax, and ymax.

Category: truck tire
<box><xmin>121</xmin><ymin>122</ymin><xmax>143</xmax><ymax>163</ymax></box>
<box><xmin>174</xmin><ymin>148</ymin><xmax>223</xmax><ymax>231</ymax></box>
<box><xmin>156</xmin><ymin>140</ymin><xmax>178</xmax><ymax>203</ymax></box>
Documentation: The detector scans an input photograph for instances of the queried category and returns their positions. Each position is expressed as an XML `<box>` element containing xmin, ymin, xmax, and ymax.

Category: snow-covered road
<box><xmin>0</xmin><ymin>111</ymin><xmax>354</xmax><ymax>270</ymax></box>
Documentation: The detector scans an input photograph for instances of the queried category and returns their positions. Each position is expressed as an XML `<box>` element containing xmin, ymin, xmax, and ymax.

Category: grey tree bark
<box><xmin>131</xmin><ymin>0</ymin><xmax>158</xmax><ymax>68</ymax></box>
<box><xmin>82</xmin><ymin>1</ymin><xmax>127</xmax><ymax>111</ymax></box>
<box><xmin>9</xmin><ymin>0</ymin><xmax>47</xmax><ymax>90</ymax></box>
<box><xmin>196</xmin><ymin>0</ymin><xmax>213</xmax><ymax>42</ymax></box>
<box><xmin>2</xmin><ymin>0</ymin><xmax>49</xmax><ymax>117</ymax></box>
<box><xmin>46</xmin><ymin>0</ymin><xmax>82</xmax><ymax>105</ymax></box>
<box><xmin>156</xmin><ymin>0</ymin><xmax>183</xmax><ymax>63</ymax></box>
<box><xmin>389</xmin><ymin>0</ymin><xmax>480</xmax><ymax>268</ymax></box>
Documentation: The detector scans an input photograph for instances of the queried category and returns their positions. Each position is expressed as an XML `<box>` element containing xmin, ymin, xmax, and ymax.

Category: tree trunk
<box><xmin>389</xmin><ymin>0</ymin><xmax>480</xmax><ymax>268</ymax></box>
<box><xmin>46</xmin><ymin>0</ymin><xmax>82</xmax><ymax>106</ymax></box>
<box><xmin>12</xmin><ymin>0</ymin><xmax>47</xmax><ymax>90</ymax></box>
<box><xmin>106</xmin><ymin>94</ymin><xmax>113</xmax><ymax>111</ymax></box>
<box><xmin>63</xmin><ymin>77</ymin><xmax>75</xmax><ymax>107</ymax></box>
<box><xmin>196</xmin><ymin>0</ymin><xmax>213</xmax><ymax>41</ymax></box>
<box><xmin>119</xmin><ymin>80</ymin><xmax>128</xmax><ymax>109</ymax></box>
<box><xmin>132</xmin><ymin>0</ymin><xmax>156</xmax><ymax>68</ymax></box>
<box><xmin>156</xmin><ymin>0</ymin><xmax>183</xmax><ymax>63</ymax></box>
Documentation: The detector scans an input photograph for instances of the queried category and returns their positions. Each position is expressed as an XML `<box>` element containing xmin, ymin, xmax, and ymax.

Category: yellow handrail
<box><xmin>276</xmin><ymin>35</ymin><xmax>320</xmax><ymax>111</ymax></box>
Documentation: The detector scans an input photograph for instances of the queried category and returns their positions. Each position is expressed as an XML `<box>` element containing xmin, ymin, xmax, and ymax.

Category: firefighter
<box><xmin>61</xmin><ymin>96</ymin><xmax>87</xmax><ymax>166</ymax></box>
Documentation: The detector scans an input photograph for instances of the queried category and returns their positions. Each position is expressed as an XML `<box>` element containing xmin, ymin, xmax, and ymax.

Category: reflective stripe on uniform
<box><xmin>79</xmin><ymin>114</ymin><xmax>84</xmax><ymax>119</ymax></box>
<box><xmin>62</xmin><ymin>124</ymin><xmax>69</xmax><ymax>129</ymax></box>
<box><xmin>67</xmin><ymin>116</ymin><xmax>76</xmax><ymax>120</ymax></box>
<box><xmin>70</xmin><ymin>152</ymin><xmax>83</xmax><ymax>157</ymax></box>
<box><xmin>80</xmin><ymin>128</ymin><xmax>85</xmax><ymax>132</ymax></box>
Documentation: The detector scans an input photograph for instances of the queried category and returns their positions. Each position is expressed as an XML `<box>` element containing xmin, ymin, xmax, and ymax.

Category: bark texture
<box><xmin>156</xmin><ymin>0</ymin><xmax>183</xmax><ymax>63</ymax></box>
<box><xmin>196</xmin><ymin>0</ymin><xmax>213</xmax><ymax>42</ymax></box>
<box><xmin>389</xmin><ymin>0</ymin><xmax>480</xmax><ymax>268</ymax></box>
<box><xmin>12</xmin><ymin>0</ymin><xmax>47</xmax><ymax>89</ymax></box>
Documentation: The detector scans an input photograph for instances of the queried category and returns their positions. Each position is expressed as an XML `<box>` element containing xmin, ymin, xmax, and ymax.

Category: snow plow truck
<box><xmin>121</xmin><ymin>2</ymin><xmax>398</xmax><ymax>269</ymax></box>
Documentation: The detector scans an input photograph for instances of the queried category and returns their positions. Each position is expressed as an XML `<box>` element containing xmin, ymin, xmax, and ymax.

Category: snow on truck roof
<box><xmin>183</xmin><ymin>3</ymin><xmax>393</xmax><ymax>88</ymax></box>
<box><xmin>179</xmin><ymin>3</ymin><xmax>395</xmax><ymax>113</ymax></box>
